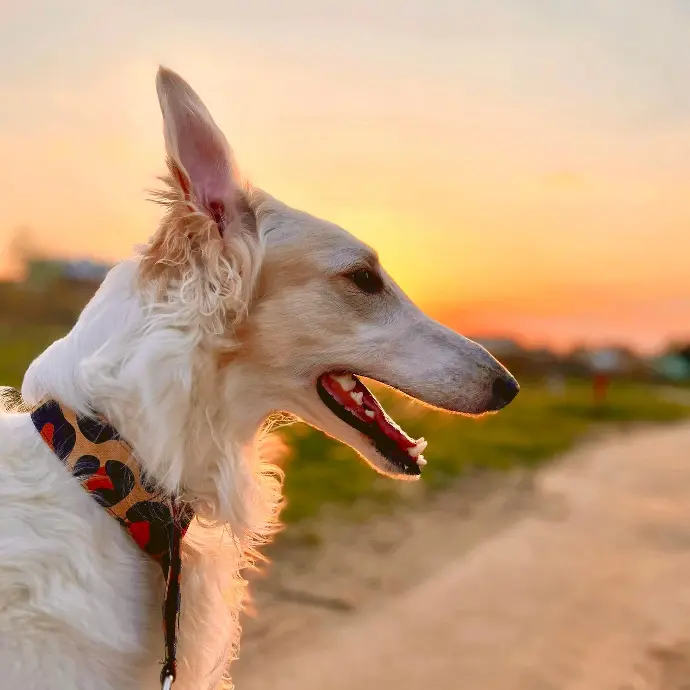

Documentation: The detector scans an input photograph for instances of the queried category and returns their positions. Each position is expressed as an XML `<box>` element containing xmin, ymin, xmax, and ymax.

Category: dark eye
<box><xmin>347</xmin><ymin>269</ymin><xmax>384</xmax><ymax>294</ymax></box>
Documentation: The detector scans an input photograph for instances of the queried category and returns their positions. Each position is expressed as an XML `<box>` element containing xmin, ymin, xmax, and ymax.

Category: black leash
<box><xmin>160</xmin><ymin>502</ymin><xmax>192</xmax><ymax>689</ymax></box>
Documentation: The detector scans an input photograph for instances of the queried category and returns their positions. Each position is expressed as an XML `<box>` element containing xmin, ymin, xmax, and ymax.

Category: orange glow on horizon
<box><xmin>1</xmin><ymin>2</ymin><xmax>690</xmax><ymax>352</ymax></box>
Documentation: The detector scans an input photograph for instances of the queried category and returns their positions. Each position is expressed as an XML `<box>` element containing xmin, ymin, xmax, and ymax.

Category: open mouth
<box><xmin>316</xmin><ymin>372</ymin><xmax>427</xmax><ymax>477</ymax></box>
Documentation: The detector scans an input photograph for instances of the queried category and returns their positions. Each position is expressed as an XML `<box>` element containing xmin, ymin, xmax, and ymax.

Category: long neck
<box><xmin>21</xmin><ymin>260</ymin><xmax>278</xmax><ymax>534</ymax></box>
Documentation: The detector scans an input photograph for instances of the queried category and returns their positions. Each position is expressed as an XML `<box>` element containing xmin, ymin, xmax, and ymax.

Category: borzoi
<box><xmin>0</xmin><ymin>67</ymin><xmax>518</xmax><ymax>690</ymax></box>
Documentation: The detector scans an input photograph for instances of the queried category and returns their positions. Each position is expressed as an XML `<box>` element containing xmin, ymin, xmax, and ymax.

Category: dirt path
<box><xmin>234</xmin><ymin>423</ymin><xmax>690</xmax><ymax>690</ymax></box>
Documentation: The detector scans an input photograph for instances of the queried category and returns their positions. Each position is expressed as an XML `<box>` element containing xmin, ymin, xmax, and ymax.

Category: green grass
<box><xmin>0</xmin><ymin>324</ymin><xmax>68</xmax><ymax>388</ymax></box>
<box><xmin>2</xmin><ymin>326</ymin><xmax>688</xmax><ymax>525</ymax></box>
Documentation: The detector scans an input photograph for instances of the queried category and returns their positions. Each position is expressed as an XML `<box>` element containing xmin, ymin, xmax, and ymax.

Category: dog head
<box><xmin>24</xmin><ymin>66</ymin><xmax>519</xmax><ymax>531</ymax></box>
<box><xmin>142</xmin><ymin>67</ymin><xmax>519</xmax><ymax>481</ymax></box>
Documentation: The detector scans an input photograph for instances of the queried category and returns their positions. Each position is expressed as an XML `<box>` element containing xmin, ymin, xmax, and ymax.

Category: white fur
<box><xmin>0</xmin><ymin>67</ymin><xmax>515</xmax><ymax>689</ymax></box>
<box><xmin>3</xmin><ymin>259</ymin><xmax>280</xmax><ymax>690</ymax></box>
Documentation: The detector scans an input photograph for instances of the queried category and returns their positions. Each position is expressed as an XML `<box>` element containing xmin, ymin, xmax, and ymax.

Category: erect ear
<box><xmin>155</xmin><ymin>66</ymin><xmax>244</xmax><ymax>237</ymax></box>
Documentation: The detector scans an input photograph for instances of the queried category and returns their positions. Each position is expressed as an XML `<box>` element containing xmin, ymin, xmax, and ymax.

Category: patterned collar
<box><xmin>3</xmin><ymin>389</ymin><xmax>192</xmax><ymax>690</ymax></box>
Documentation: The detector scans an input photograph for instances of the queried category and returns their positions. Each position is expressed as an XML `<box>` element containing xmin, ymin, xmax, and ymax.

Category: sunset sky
<box><xmin>1</xmin><ymin>0</ymin><xmax>689</xmax><ymax>352</ymax></box>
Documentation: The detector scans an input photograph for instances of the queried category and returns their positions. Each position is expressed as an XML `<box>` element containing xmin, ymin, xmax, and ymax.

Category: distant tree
<box><xmin>4</xmin><ymin>226</ymin><xmax>42</xmax><ymax>279</ymax></box>
<box><xmin>676</xmin><ymin>344</ymin><xmax>690</xmax><ymax>365</ymax></box>
<box><xmin>665</xmin><ymin>340</ymin><xmax>690</xmax><ymax>365</ymax></box>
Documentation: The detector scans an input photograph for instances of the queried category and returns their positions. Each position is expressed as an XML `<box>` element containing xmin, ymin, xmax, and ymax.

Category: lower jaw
<box><xmin>315</xmin><ymin>378</ymin><xmax>421</xmax><ymax>477</ymax></box>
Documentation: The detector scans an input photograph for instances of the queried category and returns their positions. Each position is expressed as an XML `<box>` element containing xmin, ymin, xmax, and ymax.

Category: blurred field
<box><xmin>3</xmin><ymin>325</ymin><xmax>689</xmax><ymax>525</ymax></box>
<box><xmin>0</xmin><ymin>324</ymin><xmax>67</xmax><ymax>386</ymax></box>
<box><xmin>280</xmin><ymin>379</ymin><xmax>690</xmax><ymax>522</ymax></box>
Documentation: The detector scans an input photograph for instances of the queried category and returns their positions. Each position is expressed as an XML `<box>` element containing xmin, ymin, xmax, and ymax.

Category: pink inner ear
<box><xmin>175</xmin><ymin>110</ymin><xmax>234</xmax><ymax>223</ymax></box>
<box><xmin>206</xmin><ymin>200</ymin><xmax>227</xmax><ymax>236</ymax></box>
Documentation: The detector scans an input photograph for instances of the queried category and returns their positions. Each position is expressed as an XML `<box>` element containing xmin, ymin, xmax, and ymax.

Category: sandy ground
<box><xmin>233</xmin><ymin>422</ymin><xmax>690</xmax><ymax>690</ymax></box>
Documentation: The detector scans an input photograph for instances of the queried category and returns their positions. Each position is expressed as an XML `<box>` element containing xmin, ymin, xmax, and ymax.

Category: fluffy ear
<box><xmin>156</xmin><ymin>66</ymin><xmax>243</xmax><ymax>237</ymax></box>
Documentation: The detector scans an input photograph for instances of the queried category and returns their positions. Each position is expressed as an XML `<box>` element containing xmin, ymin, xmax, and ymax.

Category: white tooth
<box><xmin>365</xmin><ymin>409</ymin><xmax>375</xmax><ymax>418</ymax></box>
<box><xmin>333</xmin><ymin>374</ymin><xmax>356</xmax><ymax>392</ymax></box>
<box><xmin>416</xmin><ymin>456</ymin><xmax>427</xmax><ymax>467</ymax></box>
<box><xmin>350</xmin><ymin>391</ymin><xmax>364</xmax><ymax>406</ymax></box>
<box><xmin>407</xmin><ymin>438</ymin><xmax>428</xmax><ymax>458</ymax></box>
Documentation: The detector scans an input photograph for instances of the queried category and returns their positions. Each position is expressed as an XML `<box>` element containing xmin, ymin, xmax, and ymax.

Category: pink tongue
<box><xmin>324</xmin><ymin>375</ymin><xmax>415</xmax><ymax>451</ymax></box>
<box><xmin>363</xmin><ymin>389</ymin><xmax>415</xmax><ymax>450</ymax></box>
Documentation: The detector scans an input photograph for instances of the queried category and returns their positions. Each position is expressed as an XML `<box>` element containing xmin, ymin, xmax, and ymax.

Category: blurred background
<box><xmin>3</xmin><ymin>2</ymin><xmax>690</xmax><ymax>688</ymax></box>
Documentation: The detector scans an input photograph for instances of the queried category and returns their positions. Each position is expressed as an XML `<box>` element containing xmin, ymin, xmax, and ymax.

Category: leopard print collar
<box><xmin>8</xmin><ymin>390</ymin><xmax>193</xmax><ymax>689</ymax></box>
<box><xmin>29</xmin><ymin>397</ymin><xmax>192</xmax><ymax>563</ymax></box>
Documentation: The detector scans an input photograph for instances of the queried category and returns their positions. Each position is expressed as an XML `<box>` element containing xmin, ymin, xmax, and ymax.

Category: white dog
<box><xmin>0</xmin><ymin>67</ymin><xmax>518</xmax><ymax>690</ymax></box>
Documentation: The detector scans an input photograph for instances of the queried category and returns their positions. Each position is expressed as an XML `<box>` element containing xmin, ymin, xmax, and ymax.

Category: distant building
<box><xmin>588</xmin><ymin>348</ymin><xmax>624</xmax><ymax>373</ymax></box>
<box><xmin>62</xmin><ymin>259</ymin><xmax>112</xmax><ymax>282</ymax></box>
<box><xmin>580</xmin><ymin>347</ymin><xmax>646</xmax><ymax>377</ymax></box>
<box><xmin>649</xmin><ymin>354</ymin><xmax>690</xmax><ymax>382</ymax></box>
<box><xmin>25</xmin><ymin>258</ymin><xmax>111</xmax><ymax>289</ymax></box>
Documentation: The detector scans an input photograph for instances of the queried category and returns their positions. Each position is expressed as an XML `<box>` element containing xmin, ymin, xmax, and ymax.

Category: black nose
<box><xmin>488</xmin><ymin>374</ymin><xmax>520</xmax><ymax>410</ymax></box>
